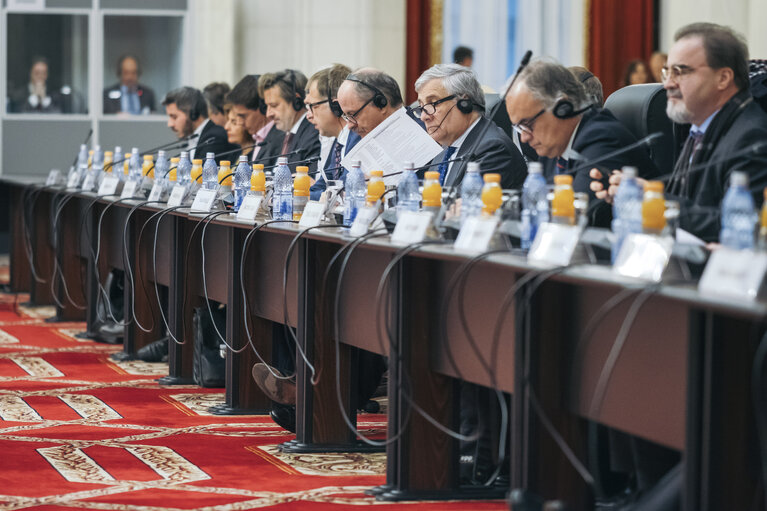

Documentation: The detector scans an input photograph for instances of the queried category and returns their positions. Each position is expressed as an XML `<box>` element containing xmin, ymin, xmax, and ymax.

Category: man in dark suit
<box><xmin>103</xmin><ymin>55</ymin><xmax>156</xmax><ymax>115</ymax></box>
<box><xmin>303</xmin><ymin>64</ymin><xmax>361</xmax><ymax>200</ymax></box>
<box><xmin>414</xmin><ymin>63</ymin><xmax>527</xmax><ymax>190</ymax></box>
<box><xmin>258</xmin><ymin>70</ymin><xmax>321</xmax><ymax>173</ymax></box>
<box><xmin>592</xmin><ymin>22</ymin><xmax>767</xmax><ymax>242</ymax></box>
<box><xmin>226</xmin><ymin>75</ymin><xmax>284</xmax><ymax>169</ymax></box>
<box><xmin>161</xmin><ymin>86</ymin><xmax>238</xmax><ymax>164</ymax></box>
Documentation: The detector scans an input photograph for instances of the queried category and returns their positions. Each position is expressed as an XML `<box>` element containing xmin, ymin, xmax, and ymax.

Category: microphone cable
<box><xmin>49</xmin><ymin>191</ymin><xmax>89</xmax><ymax>311</ymax></box>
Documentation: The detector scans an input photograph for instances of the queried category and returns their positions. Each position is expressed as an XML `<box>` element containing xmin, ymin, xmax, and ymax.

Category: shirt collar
<box><xmin>691</xmin><ymin>109</ymin><xmax>720</xmax><ymax>136</ymax></box>
<box><xmin>290</xmin><ymin>113</ymin><xmax>306</xmax><ymax>135</ymax></box>
<box><xmin>448</xmin><ymin>116</ymin><xmax>481</xmax><ymax>151</ymax></box>
<box><xmin>561</xmin><ymin>118</ymin><xmax>583</xmax><ymax>161</ymax></box>
<box><xmin>253</xmin><ymin>120</ymin><xmax>274</xmax><ymax>142</ymax></box>
<box><xmin>336</xmin><ymin>125</ymin><xmax>350</xmax><ymax>147</ymax></box>
<box><xmin>190</xmin><ymin>119</ymin><xmax>209</xmax><ymax>147</ymax></box>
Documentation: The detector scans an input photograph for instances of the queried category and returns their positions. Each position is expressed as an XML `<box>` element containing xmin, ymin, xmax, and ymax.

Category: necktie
<box><xmin>281</xmin><ymin>132</ymin><xmax>294</xmax><ymax>155</ymax></box>
<box><xmin>332</xmin><ymin>141</ymin><xmax>344</xmax><ymax>180</ymax></box>
<box><xmin>556</xmin><ymin>157</ymin><xmax>568</xmax><ymax>174</ymax></box>
<box><xmin>130</xmin><ymin>91</ymin><xmax>140</xmax><ymax>114</ymax></box>
<box><xmin>672</xmin><ymin>130</ymin><xmax>704</xmax><ymax>193</ymax></box>
<box><xmin>437</xmin><ymin>146</ymin><xmax>458</xmax><ymax>186</ymax></box>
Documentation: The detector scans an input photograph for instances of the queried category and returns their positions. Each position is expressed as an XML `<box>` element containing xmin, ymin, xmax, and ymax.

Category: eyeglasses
<box><xmin>341</xmin><ymin>96</ymin><xmax>375</xmax><ymax>123</ymax></box>
<box><xmin>661</xmin><ymin>64</ymin><xmax>709</xmax><ymax>82</ymax></box>
<box><xmin>411</xmin><ymin>95</ymin><xmax>456</xmax><ymax>117</ymax></box>
<box><xmin>305</xmin><ymin>99</ymin><xmax>329</xmax><ymax>113</ymax></box>
<box><xmin>511</xmin><ymin>108</ymin><xmax>545</xmax><ymax>135</ymax></box>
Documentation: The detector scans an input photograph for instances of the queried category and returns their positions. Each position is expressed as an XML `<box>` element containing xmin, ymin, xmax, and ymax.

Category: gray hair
<box><xmin>346</xmin><ymin>68</ymin><xmax>403</xmax><ymax>107</ymax></box>
<box><xmin>414</xmin><ymin>63</ymin><xmax>485</xmax><ymax>110</ymax></box>
<box><xmin>517</xmin><ymin>58</ymin><xmax>589</xmax><ymax>111</ymax></box>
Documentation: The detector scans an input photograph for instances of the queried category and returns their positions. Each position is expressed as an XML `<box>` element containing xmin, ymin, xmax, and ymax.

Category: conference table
<box><xmin>2</xmin><ymin>175</ymin><xmax>764</xmax><ymax>510</ymax></box>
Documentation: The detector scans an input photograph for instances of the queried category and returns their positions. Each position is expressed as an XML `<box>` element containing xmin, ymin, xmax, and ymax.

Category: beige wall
<box><xmin>188</xmin><ymin>0</ymin><xmax>406</xmax><ymax>93</ymax></box>
<box><xmin>659</xmin><ymin>0</ymin><xmax>767</xmax><ymax>58</ymax></box>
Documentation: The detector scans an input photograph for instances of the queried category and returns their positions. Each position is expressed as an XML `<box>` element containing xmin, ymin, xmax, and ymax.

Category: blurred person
<box><xmin>223</xmin><ymin>104</ymin><xmax>253</xmax><ymax>161</ymax></box>
<box><xmin>103</xmin><ymin>54</ymin><xmax>156</xmax><ymax>115</ymax></box>
<box><xmin>453</xmin><ymin>46</ymin><xmax>474</xmax><ymax>67</ymax></box>
<box><xmin>226</xmin><ymin>74</ymin><xmax>284</xmax><ymax>167</ymax></box>
<box><xmin>203</xmin><ymin>82</ymin><xmax>230</xmax><ymax>127</ymax></box>
<box><xmin>336</xmin><ymin>67</ymin><xmax>404</xmax><ymax>138</ymax></box>
<box><xmin>162</xmin><ymin>86</ymin><xmax>237</xmax><ymax>163</ymax></box>
<box><xmin>624</xmin><ymin>59</ymin><xmax>650</xmax><ymax>86</ymax></box>
<box><xmin>569</xmin><ymin>66</ymin><xmax>604</xmax><ymax>106</ymax></box>
<box><xmin>649</xmin><ymin>51</ymin><xmax>668</xmax><ymax>82</ymax></box>
<box><xmin>9</xmin><ymin>57</ymin><xmax>63</xmax><ymax>113</ymax></box>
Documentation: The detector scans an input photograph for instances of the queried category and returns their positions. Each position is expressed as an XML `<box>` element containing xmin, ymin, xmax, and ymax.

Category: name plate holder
<box><xmin>454</xmin><ymin>216</ymin><xmax>500</xmax><ymax>254</ymax></box>
<box><xmin>613</xmin><ymin>233</ymin><xmax>674</xmax><ymax>282</ymax></box>
<box><xmin>190</xmin><ymin>188</ymin><xmax>218</xmax><ymax>213</ymax></box>
<box><xmin>147</xmin><ymin>181</ymin><xmax>167</xmax><ymax>203</ymax></box>
<box><xmin>66</xmin><ymin>169</ymin><xmax>81</xmax><ymax>189</ymax></box>
<box><xmin>298</xmin><ymin>201</ymin><xmax>326</xmax><ymax>228</ymax></box>
<box><xmin>97</xmin><ymin>174</ymin><xmax>121</xmax><ymax>196</ymax></box>
<box><xmin>349</xmin><ymin>204</ymin><xmax>379</xmax><ymax>237</ymax></box>
<box><xmin>46</xmin><ymin>169</ymin><xmax>62</xmax><ymax>186</ymax></box>
<box><xmin>391</xmin><ymin>211</ymin><xmax>433</xmax><ymax>246</ymax></box>
<box><xmin>528</xmin><ymin>222</ymin><xmax>585</xmax><ymax>267</ymax></box>
<box><xmin>120</xmin><ymin>179</ymin><xmax>141</xmax><ymax>200</ymax></box>
<box><xmin>81</xmin><ymin>172</ymin><xmax>97</xmax><ymax>192</ymax></box>
<box><xmin>236</xmin><ymin>195</ymin><xmax>264</xmax><ymax>222</ymax></box>
<box><xmin>167</xmin><ymin>184</ymin><xmax>189</xmax><ymax>208</ymax></box>
<box><xmin>698</xmin><ymin>247</ymin><xmax>767</xmax><ymax>301</ymax></box>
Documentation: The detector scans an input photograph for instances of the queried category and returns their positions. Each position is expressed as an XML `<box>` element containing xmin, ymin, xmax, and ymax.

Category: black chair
<box><xmin>604</xmin><ymin>83</ymin><xmax>679</xmax><ymax>174</ymax></box>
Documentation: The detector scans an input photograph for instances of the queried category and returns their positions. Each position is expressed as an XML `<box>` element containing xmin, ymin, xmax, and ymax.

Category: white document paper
<box><xmin>341</xmin><ymin>108</ymin><xmax>442</xmax><ymax>186</ymax></box>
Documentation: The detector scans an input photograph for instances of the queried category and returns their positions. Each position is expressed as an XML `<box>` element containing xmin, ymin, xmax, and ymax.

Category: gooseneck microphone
<box><xmin>106</xmin><ymin>133</ymin><xmax>199</xmax><ymax>172</ymax></box>
<box><xmin>262</xmin><ymin>155</ymin><xmax>320</xmax><ymax>170</ymax></box>
<box><xmin>566</xmin><ymin>131</ymin><xmax>664</xmax><ymax>177</ymax></box>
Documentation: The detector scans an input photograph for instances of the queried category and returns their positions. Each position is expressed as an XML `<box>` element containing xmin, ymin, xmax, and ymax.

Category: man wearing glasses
<box><xmin>303</xmin><ymin>64</ymin><xmax>362</xmax><ymax>200</ymax></box>
<box><xmin>506</xmin><ymin>59</ymin><xmax>658</xmax><ymax>217</ymax></box>
<box><xmin>591</xmin><ymin>22</ymin><xmax>767</xmax><ymax>242</ymax></box>
<box><xmin>414</xmin><ymin>63</ymin><xmax>526</xmax><ymax>189</ymax></box>
<box><xmin>336</xmin><ymin>68</ymin><xmax>404</xmax><ymax>139</ymax></box>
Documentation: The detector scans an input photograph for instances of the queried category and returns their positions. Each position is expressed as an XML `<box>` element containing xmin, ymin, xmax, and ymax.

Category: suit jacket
<box><xmin>251</xmin><ymin>124</ymin><xmax>286</xmax><ymax>169</ymax></box>
<box><xmin>282</xmin><ymin>117</ymin><xmax>321</xmax><ymax>175</ymax></box>
<box><xmin>103</xmin><ymin>84</ymin><xmax>156</xmax><ymax>114</ymax></box>
<box><xmin>667</xmin><ymin>91</ymin><xmax>767</xmax><ymax>242</ymax></box>
<box><xmin>192</xmin><ymin>120</ymin><xmax>240</xmax><ymax>165</ymax></box>
<box><xmin>309</xmin><ymin>130</ymin><xmax>361</xmax><ymax>200</ymax></box>
<box><xmin>419</xmin><ymin>116</ymin><xmax>527</xmax><ymax>190</ymax></box>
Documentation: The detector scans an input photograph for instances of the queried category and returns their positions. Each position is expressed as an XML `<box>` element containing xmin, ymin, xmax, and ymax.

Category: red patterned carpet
<box><xmin>0</xmin><ymin>287</ymin><xmax>506</xmax><ymax>510</ymax></box>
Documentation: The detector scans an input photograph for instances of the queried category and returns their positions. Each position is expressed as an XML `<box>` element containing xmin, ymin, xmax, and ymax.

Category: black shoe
<box><xmin>110</xmin><ymin>351</ymin><xmax>134</xmax><ymax>362</ymax></box>
<box><xmin>270</xmin><ymin>403</ymin><xmax>296</xmax><ymax>433</ymax></box>
<box><xmin>136</xmin><ymin>337</ymin><xmax>169</xmax><ymax>362</ymax></box>
<box><xmin>95</xmin><ymin>321</ymin><xmax>124</xmax><ymax>344</ymax></box>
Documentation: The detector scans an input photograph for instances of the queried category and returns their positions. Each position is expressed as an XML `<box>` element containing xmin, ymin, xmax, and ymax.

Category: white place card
<box><xmin>190</xmin><ymin>188</ymin><xmax>218</xmax><ymax>213</ymax></box>
<box><xmin>349</xmin><ymin>205</ymin><xmax>379</xmax><ymax>237</ymax></box>
<box><xmin>454</xmin><ymin>216</ymin><xmax>500</xmax><ymax>253</ymax></box>
<box><xmin>298</xmin><ymin>201</ymin><xmax>325</xmax><ymax>228</ymax></box>
<box><xmin>528</xmin><ymin>222</ymin><xmax>583</xmax><ymax>267</ymax></box>
<box><xmin>699</xmin><ymin>247</ymin><xmax>767</xmax><ymax>301</ymax></box>
<box><xmin>167</xmin><ymin>184</ymin><xmax>188</xmax><ymax>208</ymax></box>
<box><xmin>613</xmin><ymin>233</ymin><xmax>673</xmax><ymax>282</ymax></box>
<box><xmin>46</xmin><ymin>169</ymin><xmax>61</xmax><ymax>186</ymax></box>
<box><xmin>81</xmin><ymin>172</ymin><xmax>97</xmax><ymax>192</ymax></box>
<box><xmin>66</xmin><ymin>170</ymin><xmax>81</xmax><ymax>189</ymax></box>
<box><xmin>391</xmin><ymin>210</ymin><xmax>433</xmax><ymax>246</ymax></box>
<box><xmin>120</xmin><ymin>180</ymin><xmax>140</xmax><ymax>199</ymax></box>
<box><xmin>236</xmin><ymin>195</ymin><xmax>263</xmax><ymax>222</ymax></box>
<box><xmin>97</xmin><ymin>175</ymin><xmax>120</xmax><ymax>196</ymax></box>
<box><xmin>147</xmin><ymin>182</ymin><xmax>166</xmax><ymax>203</ymax></box>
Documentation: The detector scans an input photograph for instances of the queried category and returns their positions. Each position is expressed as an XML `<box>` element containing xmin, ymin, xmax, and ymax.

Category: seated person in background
<box><xmin>223</xmin><ymin>103</ymin><xmax>253</xmax><ymax>162</ymax></box>
<box><xmin>336</xmin><ymin>67</ymin><xmax>404</xmax><ymax>139</ymax></box>
<box><xmin>505</xmin><ymin>58</ymin><xmax>659</xmax><ymax>224</ymax></box>
<box><xmin>414</xmin><ymin>63</ymin><xmax>527</xmax><ymax>190</ymax></box>
<box><xmin>258</xmin><ymin>69</ymin><xmax>321</xmax><ymax>173</ymax></box>
<box><xmin>226</xmin><ymin>75</ymin><xmax>284</xmax><ymax>168</ymax></box>
<box><xmin>569</xmin><ymin>66</ymin><xmax>604</xmax><ymax>106</ymax></box>
<box><xmin>103</xmin><ymin>55</ymin><xmax>156</xmax><ymax>115</ymax></box>
<box><xmin>9</xmin><ymin>57</ymin><xmax>63</xmax><ymax>113</ymax></box>
<box><xmin>304</xmin><ymin>64</ymin><xmax>362</xmax><ymax>200</ymax></box>
<box><xmin>649</xmin><ymin>51</ymin><xmax>668</xmax><ymax>83</ymax></box>
<box><xmin>162</xmin><ymin>86</ymin><xmax>238</xmax><ymax>164</ymax></box>
<box><xmin>454</xmin><ymin>45</ymin><xmax>474</xmax><ymax>67</ymax></box>
<box><xmin>591</xmin><ymin>22</ymin><xmax>767</xmax><ymax>242</ymax></box>
<box><xmin>624</xmin><ymin>59</ymin><xmax>650</xmax><ymax>86</ymax></box>
<box><xmin>203</xmin><ymin>82</ymin><xmax>230</xmax><ymax>127</ymax></box>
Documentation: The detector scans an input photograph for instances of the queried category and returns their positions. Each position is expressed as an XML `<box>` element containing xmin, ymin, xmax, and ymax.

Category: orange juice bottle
<box><xmin>641</xmin><ymin>181</ymin><xmax>666</xmax><ymax>234</ymax></box>
<box><xmin>251</xmin><ymin>164</ymin><xmax>265</xmax><ymax>195</ymax></box>
<box><xmin>293</xmin><ymin>166</ymin><xmax>310</xmax><ymax>220</ymax></box>
<box><xmin>422</xmin><ymin>170</ymin><xmax>442</xmax><ymax>209</ymax></box>
<box><xmin>190</xmin><ymin>159</ymin><xmax>203</xmax><ymax>184</ymax></box>
<box><xmin>88</xmin><ymin>150</ymin><xmax>94</xmax><ymax>170</ymax></box>
<box><xmin>217</xmin><ymin>160</ymin><xmax>232</xmax><ymax>186</ymax></box>
<box><xmin>123</xmin><ymin>158</ymin><xmax>130</xmax><ymax>176</ymax></box>
<box><xmin>481</xmin><ymin>173</ymin><xmax>503</xmax><ymax>215</ymax></box>
<box><xmin>551</xmin><ymin>174</ymin><xmax>575</xmax><ymax>224</ymax></box>
<box><xmin>168</xmin><ymin>157</ymin><xmax>179</xmax><ymax>182</ymax></box>
<box><xmin>759</xmin><ymin>188</ymin><xmax>767</xmax><ymax>249</ymax></box>
<box><xmin>366</xmin><ymin>170</ymin><xmax>385</xmax><ymax>205</ymax></box>
<box><xmin>142</xmin><ymin>155</ymin><xmax>154</xmax><ymax>179</ymax></box>
<box><xmin>103</xmin><ymin>151</ymin><xmax>113</xmax><ymax>173</ymax></box>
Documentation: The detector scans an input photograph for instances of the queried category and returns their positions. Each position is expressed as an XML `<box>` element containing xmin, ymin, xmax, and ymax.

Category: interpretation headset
<box><xmin>248</xmin><ymin>75</ymin><xmax>268</xmax><ymax>115</ymax></box>
<box><xmin>283</xmin><ymin>70</ymin><xmax>305</xmax><ymax>112</ymax></box>
<box><xmin>552</xmin><ymin>97</ymin><xmax>592</xmax><ymax>119</ymax></box>
<box><xmin>456</xmin><ymin>96</ymin><xmax>474</xmax><ymax>114</ymax></box>
<box><xmin>327</xmin><ymin>72</ymin><xmax>343</xmax><ymax>117</ymax></box>
<box><xmin>345</xmin><ymin>74</ymin><xmax>388</xmax><ymax>109</ymax></box>
<box><xmin>187</xmin><ymin>87</ymin><xmax>206</xmax><ymax>121</ymax></box>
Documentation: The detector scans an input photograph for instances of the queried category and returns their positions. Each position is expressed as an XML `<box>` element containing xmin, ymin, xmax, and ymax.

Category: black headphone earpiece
<box><xmin>327</xmin><ymin>72</ymin><xmax>343</xmax><ymax>117</ymax></box>
<box><xmin>287</xmin><ymin>70</ymin><xmax>305</xmax><ymax>112</ymax></box>
<box><xmin>259</xmin><ymin>98</ymin><xmax>267</xmax><ymax>115</ymax></box>
<box><xmin>456</xmin><ymin>97</ymin><xmax>473</xmax><ymax>114</ymax></box>
<box><xmin>346</xmin><ymin>75</ymin><xmax>388</xmax><ymax>109</ymax></box>
<box><xmin>552</xmin><ymin>97</ymin><xmax>592</xmax><ymax>119</ymax></box>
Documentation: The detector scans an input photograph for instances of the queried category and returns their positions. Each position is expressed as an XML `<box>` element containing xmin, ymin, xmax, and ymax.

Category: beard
<box><xmin>666</xmin><ymin>97</ymin><xmax>693</xmax><ymax>124</ymax></box>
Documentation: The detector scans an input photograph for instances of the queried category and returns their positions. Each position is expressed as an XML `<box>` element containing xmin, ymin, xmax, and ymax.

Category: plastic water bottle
<box><xmin>396</xmin><ymin>161</ymin><xmax>420</xmax><ymax>219</ymax></box>
<box><xmin>71</xmin><ymin>143</ymin><xmax>88</xmax><ymax>183</ymax></box>
<box><xmin>272</xmin><ymin>156</ymin><xmax>293</xmax><ymax>220</ymax></box>
<box><xmin>720</xmin><ymin>171</ymin><xmax>757</xmax><ymax>250</ymax></box>
<box><xmin>155</xmin><ymin>150</ymin><xmax>170</xmax><ymax>186</ymax></box>
<box><xmin>460</xmin><ymin>161</ymin><xmax>484</xmax><ymax>224</ymax></box>
<box><xmin>127</xmin><ymin>147</ymin><xmax>141</xmax><ymax>182</ymax></box>
<box><xmin>111</xmin><ymin>146</ymin><xmax>123</xmax><ymax>178</ymax></box>
<box><xmin>202</xmin><ymin>152</ymin><xmax>218</xmax><ymax>190</ymax></box>
<box><xmin>343</xmin><ymin>160</ymin><xmax>365</xmax><ymax>226</ymax></box>
<box><xmin>177</xmin><ymin>151</ymin><xmax>192</xmax><ymax>185</ymax></box>
<box><xmin>611</xmin><ymin>166</ymin><xmax>643</xmax><ymax>262</ymax></box>
<box><xmin>233</xmin><ymin>155</ymin><xmax>251</xmax><ymax>211</ymax></box>
<box><xmin>520</xmin><ymin>162</ymin><xmax>549</xmax><ymax>249</ymax></box>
